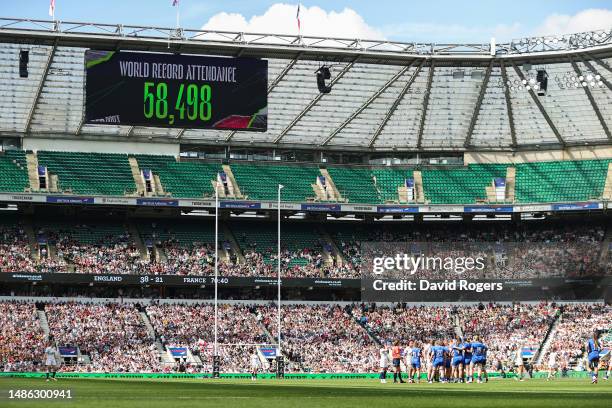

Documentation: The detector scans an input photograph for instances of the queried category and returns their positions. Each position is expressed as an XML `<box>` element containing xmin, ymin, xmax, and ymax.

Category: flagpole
<box><xmin>176</xmin><ymin>2</ymin><xmax>180</xmax><ymax>28</ymax></box>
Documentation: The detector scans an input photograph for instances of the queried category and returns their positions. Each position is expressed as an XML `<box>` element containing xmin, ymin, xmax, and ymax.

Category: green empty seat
<box><xmin>0</xmin><ymin>150</ymin><xmax>28</xmax><ymax>193</ymax></box>
<box><xmin>515</xmin><ymin>160</ymin><xmax>611</xmax><ymax>203</ymax></box>
<box><xmin>422</xmin><ymin>164</ymin><xmax>508</xmax><ymax>204</ymax></box>
<box><xmin>37</xmin><ymin>151</ymin><xmax>135</xmax><ymax>196</ymax></box>
<box><xmin>230</xmin><ymin>162</ymin><xmax>320</xmax><ymax>202</ymax></box>
<box><xmin>134</xmin><ymin>155</ymin><xmax>221</xmax><ymax>198</ymax></box>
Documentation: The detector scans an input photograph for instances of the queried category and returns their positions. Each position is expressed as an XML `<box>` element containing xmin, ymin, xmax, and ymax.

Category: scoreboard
<box><xmin>84</xmin><ymin>50</ymin><xmax>268</xmax><ymax>131</ymax></box>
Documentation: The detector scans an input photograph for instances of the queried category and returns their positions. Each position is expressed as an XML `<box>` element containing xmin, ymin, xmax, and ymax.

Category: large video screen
<box><xmin>84</xmin><ymin>50</ymin><xmax>267</xmax><ymax>131</ymax></box>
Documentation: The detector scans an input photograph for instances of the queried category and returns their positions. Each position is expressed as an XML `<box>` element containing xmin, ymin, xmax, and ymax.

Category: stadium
<box><xmin>0</xmin><ymin>2</ymin><xmax>611</xmax><ymax>407</ymax></box>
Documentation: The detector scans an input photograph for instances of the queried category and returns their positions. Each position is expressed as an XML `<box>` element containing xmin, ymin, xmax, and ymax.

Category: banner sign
<box><xmin>551</xmin><ymin>202</ymin><xmax>600</xmax><ymax>211</ymax></box>
<box><xmin>300</xmin><ymin>204</ymin><xmax>341</xmax><ymax>212</ymax></box>
<box><xmin>0</xmin><ymin>273</ymin><xmax>362</xmax><ymax>289</ymax></box>
<box><xmin>259</xmin><ymin>347</ymin><xmax>277</xmax><ymax>358</ymax></box>
<box><xmin>377</xmin><ymin>206</ymin><xmax>419</xmax><ymax>213</ymax></box>
<box><xmin>46</xmin><ymin>196</ymin><xmax>94</xmax><ymax>205</ymax></box>
<box><xmin>168</xmin><ymin>347</ymin><xmax>188</xmax><ymax>358</ymax></box>
<box><xmin>463</xmin><ymin>205</ymin><xmax>513</xmax><ymax>213</ymax></box>
<box><xmin>419</xmin><ymin>205</ymin><xmax>464</xmax><ymax>213</ymax></box>
<box><xmin>219</xmin><ymin>201</ymin><xmax>261</xmax><ymax>209</ymax></box>
<box><xmin>136</xmin><ymin>198</ymin><xmax>179</xmax><ymax>207</ymax></box>
<box><xmin>58</xmin><ymin>347</ymin><xmax>78</xmax><ymax>357</ymax></box>
<box><xmin>0</xmin><ymin>193</ymin><xmax>606</xmax><ymax>215</ymax></box>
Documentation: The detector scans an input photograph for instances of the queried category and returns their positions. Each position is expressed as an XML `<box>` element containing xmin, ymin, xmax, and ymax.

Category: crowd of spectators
<box><xmin>0</xmin><ymin>220</ymin><xmax>64</xmax><ymax>273</ymax></box>
<box><xmin>45</xmin><ymin>302</ymin><xmax>160</xmax><ymax>372</ymax></box>
<box><xmin>0</xmin><ymin>302</ymin><xmax>46</xmax><ymax>372</ymax></box>
<box><xmin>337</xmin><ymin>221</ymin><xmax>608</xmax><ymax>279</ymax></box>
<box><xmin>147</xmin><ymin>303</ymin><xmax>269</xmax><ymax>373</ymax></box>
<box><xmin>541</xmin><ymin>304</ymin><xmax>612</xmax><ymax>371</ymax></box>
<box><xmin>1</xmin><ymin>300</ymin><xmax>610</xmax><ymax>374</ymax></box>
<box><xmin>458</xmin><ymin>302</ymin><xmax>559</xmax><ymax>371</ymax></box>
<box><xmin>259</xmin><ymin>304</ymin><xmax>378</xmax><ymax>373</ymax></box>
<box><xmin>1</xmin><ymin>218</ymin><xmax>609</xmax><ymax>279</ymax></box>
<box><xmin>352</xmin><ymin>304</ymin><xmax>455</xmax><ymax>345</ymax></box>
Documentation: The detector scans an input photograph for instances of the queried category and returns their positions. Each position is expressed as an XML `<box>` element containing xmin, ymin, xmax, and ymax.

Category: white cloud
<box><xmin>534</xmin><ymin>9</ymin><xmax>612</xmax><ymax>36</ymax></box>
<box><xmin>199</xmin><ymin>3</ymin><xmax>612</xmax><ymax>44</ymax></box>
<box><xmin>380</xmin><ymin>22</ymin><xmax>523</xmax><ymax>43</ymax></box>
<box><xmin>202</xmin><ymin>3</ymin><xmax>384</xmax><ymax>39</ymax></box>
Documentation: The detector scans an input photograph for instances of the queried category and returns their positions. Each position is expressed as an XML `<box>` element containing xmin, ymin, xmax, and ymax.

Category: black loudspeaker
<box><xmin>276</xmin><ymin>355</ymin><xmax>285</xmax><ymax>378</ymax></box>
<box><xmin>19</xmin><ymin>50</ymin><xmax>29</xmax><ymax>78</ymax></box>
<box><xmin>536</xmin><ymin>69</ymin><xmax>548</xmax><ymax>95</ymax></box>
<box><xmin>316</xmin><ymin>66</ymin><xmax>332</xmax><ymax>94</ymax></box>
<box><xmin>212</xmin><ymin>355</ymin><xmax>220</xmax><ymax>378</ymax></box>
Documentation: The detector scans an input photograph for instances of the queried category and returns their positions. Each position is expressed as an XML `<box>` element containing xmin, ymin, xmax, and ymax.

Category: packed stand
<box><xmin>458</xmin><ymin>303</ymin><xmax>559</xmax><ymax>371</ymax></box>
<box><xmin>353</xmin><ymin>304</ymin><xmax>455</xmax><ymax>344</ymax></box>
<box><xmin>146</xmin><ymin>303</ymin><xmax>269</xmax><ymax>373</ymax></box>
<box><xmin>542</xmin><ymin>304</ymin><xmax>612</xmax><ymax>371</ymax></box>
<box><xmin>45</xmin><ymin>302</ymin><xmax>160</xmax><ymax>372</ymax></box>
<box><xmin>0</xmin><ymin>302</ymin><xmax>46</xmax><ymax>372</ymax></box>
<box><xmin>259</xmin><ymin>304</ymin><xmax>378</xmax><ymax>373</ymax></box>
<box><xmin>331</xmin><ymin>221</ymin><xmax>608</xmax><ymax>279</ymax></box>
<box><xmin>0</xmin><ymin>219</ymin><xmax>63</xmax><ymax>273</ymax></box>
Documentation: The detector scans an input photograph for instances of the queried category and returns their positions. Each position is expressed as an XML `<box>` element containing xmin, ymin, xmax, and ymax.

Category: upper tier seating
<box><xmin>230</xmin><ymin>162</ymin><xmax>320</xmax><ymax>202</ymax></box>
<box><xmin>515</xmin><ymin>160</ymin><xmax>611</xmax><ymax>203</ymax></box>
<box><xmin>133</xmin><ymin>155</ymin><xmax>221</xmax><ymax>198</ymax></box>
<box><xmin>0</xmin><ymin>150</ymin><xmax>28</xmax><ymax>193</ymax></box>
<box><xmin>326</xmin><ymin>167</ymin><xmax>380</xmax><ymax>204</ymax></box>
<box><xmin>37</xmin><ymin>151</ymin><xmax>135</xmax><ymax>196</ymax></box>
<box><xmin>371</xmin><ymin>167</ymin><xmax>414</xmax><ymax>203</ymax></box>
<box><xmin>421</xmin><ymin>164</ymin><xmax>508</xmax><ymax>204</ymax></box>
<box><xmin>1</xmin><ymin>150</ymin><xmax>612</xmax><ymax>204</ymax></box>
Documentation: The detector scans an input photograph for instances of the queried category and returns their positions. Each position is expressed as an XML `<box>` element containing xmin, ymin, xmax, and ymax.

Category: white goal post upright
<box><xmin>277</xmin><ymin>184</ymin><xmax>283</xmax><ymax>357</ymax></box>
<box><xmin>214</xmin><ymin>183</ymin><xmax>219</xmax><ymax>358</ymax></box>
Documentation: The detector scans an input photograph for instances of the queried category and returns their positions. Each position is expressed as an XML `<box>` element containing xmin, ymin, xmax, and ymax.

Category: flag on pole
<box><xmin>49</xmin><ymin>0</ymin><xmax>55</xmax><ymax>17</ymax></box>
<box><xmin>172</xmin><ymin>0</ymin><xmax>180</xmax><ymax>28</ymax></box>
<box><xmin>296</xmin><ymin>4</ymin><xmax>301</xmax><ymax>33</ymax></box>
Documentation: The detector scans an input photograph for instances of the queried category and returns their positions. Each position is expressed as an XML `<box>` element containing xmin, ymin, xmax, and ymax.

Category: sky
<box><xmin>1</xmin><ymin>1</ymin><xmax>611</xmax><ymax>43</ymax></box>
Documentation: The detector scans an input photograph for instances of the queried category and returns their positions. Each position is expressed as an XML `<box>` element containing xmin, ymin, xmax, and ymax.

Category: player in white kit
<box><xmin>44</xmin><ymin>342</ymin><xmax>59</xmax><ymax>381</ymax></box>
<box><xmin>514</xmin><ymin>344</ymin><xmax>526</xmax><ymax>381</ymax></box>
<box><xmin>547</xmin><ymin>348</ymin><xmax>559</xmax><ymax>380</ymax></box>
<box><xmin>379</xmin><ymin>344</ymin><xmax>390</xmax><ymax>383</ymax></box>
<box><xmin>250</xmin><ymin>349</ymin><xmax>261</xmax><ymax>381</ymax></box>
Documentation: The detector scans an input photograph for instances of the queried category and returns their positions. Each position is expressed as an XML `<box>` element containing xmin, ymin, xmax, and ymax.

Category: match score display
<box><xmin>84</xmin><ymin>50</ymin><xmax>268</xmax><ymax>131</ymax></box>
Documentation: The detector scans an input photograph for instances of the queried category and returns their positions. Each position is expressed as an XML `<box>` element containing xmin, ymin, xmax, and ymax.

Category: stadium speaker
<box><xmin>212</xmin><ymin>355</ymin><xmax>220</xmax><ymax>379</ymax></box>
<box><xmin>316</xmin><ymin>66</ymin><xmax>332</xmax><ymax>94</ymax></box>
<box><xmin>276</xmin><ymin>355</ymin><xmax>285</xmax><ymax>378</ymax></box>
<box><xmin>536</xmin><ymin>69</ymin><xmax>548</xmax><ymax>95</ymax></box>
<box><xmin>19</xmin><ymin>50</ymin><xmax>29</xmax><ymax>78</ymax></box>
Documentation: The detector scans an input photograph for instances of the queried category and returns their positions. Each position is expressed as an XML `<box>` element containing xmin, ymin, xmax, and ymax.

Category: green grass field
<box><xmin>1</xmin><ymin>377</ymin><xmax>610</xmax><ymax>408</ymax></box>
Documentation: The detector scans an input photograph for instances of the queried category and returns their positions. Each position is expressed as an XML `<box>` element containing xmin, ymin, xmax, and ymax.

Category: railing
<box><xmin>0</xmin><ymin>17</ymin><xmax>610</xmax><ymax>57</ymax></box>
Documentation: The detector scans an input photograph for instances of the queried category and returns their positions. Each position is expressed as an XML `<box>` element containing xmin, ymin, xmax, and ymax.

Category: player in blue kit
<box><xmin>450</xmin><ymin>337</ymin><xmax>465</xmax><ymax>383</ymax></box>
<box><xmin>461</xmin><ymin>338</ymin><xmax>473</xmax><ymax>383</ymax></box>
<box><xmin>586</xmin><ymin>331</ymin><xmax>602</xmax><ymax>384</ymax></box>
<box><xmin>471</xmin><ymin>336</ymin><xmax>488</xmax><ymax>383</ymax></box>
<box><xmin>428</xmin><ymin>340</ymin><xmax>447</xmax><ymax>384</ymax></box>
<box><xmin>407</xmin><ymin>340</ymin><xmax>422</xmax><ymax>383</ymax></box>
<box><xmin>442</xmin><ymin>340</ymin><xmax>451</xmax><ymax>383</ymax></box>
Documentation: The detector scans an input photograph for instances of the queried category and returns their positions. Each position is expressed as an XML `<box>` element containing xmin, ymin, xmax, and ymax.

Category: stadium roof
<box><xmin>1</xmin><ymin>17</ymin><xmax>612</xmax><ymax>152</ymax></box>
